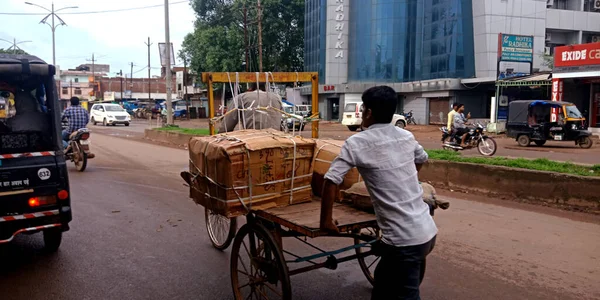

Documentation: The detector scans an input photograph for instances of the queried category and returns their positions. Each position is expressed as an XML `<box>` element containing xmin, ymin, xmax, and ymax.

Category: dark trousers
<box><xmin>371</xmin><ymin>236</ymin><xmax>437</xmax><ymax>300</ymax></box>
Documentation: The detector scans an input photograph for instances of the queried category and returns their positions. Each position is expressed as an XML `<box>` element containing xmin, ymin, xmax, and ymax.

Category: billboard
<box><xmin>158</xmin><ymin>43</ymin><xmax>175</xmax><ymax>67</ymax></box>
<box><xmin>498</xmin><ymin>34</ymin><xmax>534</xmax><ymax>63</ymax></box>
<box><xmin>554</xmin><ymin>42</ymin><xmax>600</xmax><ymax>69</ymax></box>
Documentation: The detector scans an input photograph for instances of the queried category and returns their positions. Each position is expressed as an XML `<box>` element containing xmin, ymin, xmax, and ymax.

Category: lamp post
<box><xmin>0</xmin><ymin>38</ymin><xmax>32</xmax><ymax>54</ymax></box>
<box><xmin>24</xmin><ymin>2</ymin><xmax>78</xmax><ymax>66</ymax></box>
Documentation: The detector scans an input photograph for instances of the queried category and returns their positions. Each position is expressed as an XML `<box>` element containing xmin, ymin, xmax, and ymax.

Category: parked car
<box><xmin>282</xmin><ymin>103</ymin><xmax>306</xmax><ymax>131</ymax></box>
<box><xmin>342</xmin><ymin>102</ymin><xmax>406</xmax><ymax>131</ymax></box>
<box><xmin>90</xmin><ymin>103</ymin><xmax>132</xmax><ymax>126</ymax></box>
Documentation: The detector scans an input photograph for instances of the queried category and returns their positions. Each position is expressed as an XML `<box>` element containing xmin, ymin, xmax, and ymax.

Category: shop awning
<box><xmin>496</xmin><ymin>73</ymin><xmax>552</xmax><ymax>87</ymax></box>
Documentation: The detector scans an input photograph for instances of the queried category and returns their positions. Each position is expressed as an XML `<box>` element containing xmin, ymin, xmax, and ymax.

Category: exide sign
<box><xmin>554</xmin><ymin>42</ymin><xmax>600</xmax><ymax>67</ymax></box>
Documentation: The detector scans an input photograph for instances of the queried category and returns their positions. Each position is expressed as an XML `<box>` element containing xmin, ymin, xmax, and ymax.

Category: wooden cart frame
<box><xmin>202</xmin><ymin>72</ymin><xmax>320</xmax><ymax>138</ymax></box>
<box><xmin>192</xmin><ymin>72</ymin><xmax>382</xmax><ymax>299</ymax></box>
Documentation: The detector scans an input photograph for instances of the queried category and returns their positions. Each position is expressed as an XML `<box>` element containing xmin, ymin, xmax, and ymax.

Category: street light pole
<box><xmin>164</xmin><ymin>0</ymin><xmax>173</xmax><ymax>125</ymax></box>
<box><xmin>25</xmin><ymin>2</ymin><xmax>78</xmax><ymax>66</ymax></box>
<box><xmin>0</xmin><ymin>38</ymin><xmax>32</xmax><ymax>54</ymax></box>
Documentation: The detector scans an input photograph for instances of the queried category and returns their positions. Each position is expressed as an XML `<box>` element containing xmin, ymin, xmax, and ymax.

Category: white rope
<box><xmin>254</xmin><ymin>72</ymin><xmax>259</xmax><ymax>129</ymax></box>
<box><xmin>226</xmin><ymin>72</ymin><xmax>243</xmax><ymax>131</ymax></box>
<box><xmin>221</xmin><ymin>83</ymin><xmax>227</xmax><ymax>133</ymax></box>
<box><xmin>287</xmin><ymin>136</ymin><xmax>297</xmax><ymax>205</ymax></box>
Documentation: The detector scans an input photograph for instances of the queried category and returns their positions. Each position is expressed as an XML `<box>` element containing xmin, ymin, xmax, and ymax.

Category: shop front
<box><xmin>553</xmin><ymin>42</ymin><xmax>600</xmax><ymax>135</ymax></box>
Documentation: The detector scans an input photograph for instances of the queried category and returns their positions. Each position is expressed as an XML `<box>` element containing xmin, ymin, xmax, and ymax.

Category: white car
<box><xmin>341</xmin><ymin>102</ymin><xmax>406</xmax><ymax>131</ymax></box>
<box><xmin>90</xmin><ymin>103</ymin><xmax>131</xmax><ymax>126</ymax></box>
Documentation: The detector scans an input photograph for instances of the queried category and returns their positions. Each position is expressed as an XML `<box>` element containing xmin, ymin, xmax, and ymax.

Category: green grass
<box><xmin>426</xmin><ymin>149</ymin><xmax>600</xmax><ymax>177</ymax></box>
<box><xmin>154</xmin><ymin>126</ymin><xmax>211</xmax><ymax>136</ymax></box>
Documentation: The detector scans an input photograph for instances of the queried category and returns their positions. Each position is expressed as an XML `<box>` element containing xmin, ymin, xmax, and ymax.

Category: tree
<box><xmin>0</xmin><ymin>48</ymin><xmax>28</xmax><ymax>55</ymax></box>
<box><xmin>182</xmin><ymin>0</ymin><xmax>304</xmax><ymax>75</ymax></box>
<box><xmin>539</xmin><ymin>52</ymin><xmax>554</xmax><ymax>70</ymax></box>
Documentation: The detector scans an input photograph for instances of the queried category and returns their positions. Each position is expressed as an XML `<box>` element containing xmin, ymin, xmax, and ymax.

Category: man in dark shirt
<box><xmin>61</xmin><ymin>97</ymin><xmax>89</xmax><ymax>147</ymax></box>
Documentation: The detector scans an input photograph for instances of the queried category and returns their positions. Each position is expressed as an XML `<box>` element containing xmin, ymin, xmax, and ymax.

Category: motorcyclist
<box><xmin>61</xmin><ymin>97</ymin><xmax>89</xmax><ymax>149</ymax></box>
<box><xmin>453</xmin><ymin>104</ymin><xmax>470</xmax><ymax>147</ymax></box>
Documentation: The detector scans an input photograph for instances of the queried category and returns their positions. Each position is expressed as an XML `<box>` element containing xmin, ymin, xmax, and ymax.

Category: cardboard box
<box><xmin>188</xmin><ymin>129</ymin><xmax>315</xmax><ymax>217</ymax></box>
<box><xmin>311</xmin><ymin>139</ymin><xmax>363</xmax><ymax>198</ymax></box>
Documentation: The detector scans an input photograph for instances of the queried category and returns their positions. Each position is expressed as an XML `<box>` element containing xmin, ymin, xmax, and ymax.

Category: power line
<box><xmin>0</xmin><ymin>1</ymin><xmax>187</xmax><ymax>16</ymax></box>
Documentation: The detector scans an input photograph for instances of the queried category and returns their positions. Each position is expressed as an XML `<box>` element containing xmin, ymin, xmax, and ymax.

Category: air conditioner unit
<box><xmin>595</xmin><ymin>0</ymin><xmax>600</xmax><ymax>10</ymax></box>
<box><xmin>593</xmin><ymin>36</ymin><xmax>600</xmax><ymax>43</ymax></box>
<box><xmin>544</xmin><ymin>47</ymin><xmax>551</xmax><ymax>55</ymax></box>
<box><xmin>545</xmin><ymin>33</ymin><xmax>552</xmax><ymax>41</ymax></box>
<box><xmin>547</xmin><ymin>0</ymin><xmax>554</xmax><ymax>7</ymax></box>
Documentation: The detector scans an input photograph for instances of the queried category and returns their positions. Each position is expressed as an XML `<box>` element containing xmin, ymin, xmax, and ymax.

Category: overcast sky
<box><xmin>1</xmin><ymin>0</ymin><xmax>196</xmax><ymax>78</ymax></box>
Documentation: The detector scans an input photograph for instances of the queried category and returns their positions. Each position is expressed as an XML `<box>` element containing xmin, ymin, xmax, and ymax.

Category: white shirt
<box><xmin>324</xmin><ymin>123</ymin><xmax>438</xmax><ymax>247</ymax></box>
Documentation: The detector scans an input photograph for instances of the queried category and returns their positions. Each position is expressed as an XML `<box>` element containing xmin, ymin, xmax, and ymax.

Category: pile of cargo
<box><xmin>186</xmin><ymin>129</ymin><xmax>315</xmax><ymax>217</ymax></box>
<box><xmin>184</xmin><ymin>129</ymin><xmax>440</xmax><ymax>217</ymax></box>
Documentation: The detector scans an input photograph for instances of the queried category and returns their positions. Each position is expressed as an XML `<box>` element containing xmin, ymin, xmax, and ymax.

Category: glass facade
<box><xmin>304</xmin><ymin>0</ymin><xmax>327</xmax><ymax>83</ymax></box>
<box><xmin>347</xmin><ymin>0</ymin><xmax>475</xmax><ymax>82</ymax></box>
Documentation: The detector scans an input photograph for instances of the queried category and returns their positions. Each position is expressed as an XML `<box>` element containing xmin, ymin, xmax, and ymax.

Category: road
<box><xmin>1</xmin><ymin>132</ymin><xmax>598</xmax><ymax>300</ymax></box>
<box><xmin>93</xmin><ymin>120</ymin><xmax>600</xmax><ymax>165</ymax></box>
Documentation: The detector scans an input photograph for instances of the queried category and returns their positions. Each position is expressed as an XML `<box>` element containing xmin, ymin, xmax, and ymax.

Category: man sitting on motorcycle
<box><xmin>61</xmin><ymin>97</ymin><xmax>89</xmax><ymax>149</ymax></box>
<box><xmin>453</xmin><ymin>104</ymin><xmax>470</xmax><ymax>147</ymax></box>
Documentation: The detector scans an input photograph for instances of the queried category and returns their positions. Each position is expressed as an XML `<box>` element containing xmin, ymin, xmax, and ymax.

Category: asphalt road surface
<box><xmin>1</xmin><ymin>133</ymin><xmax>598</xmax><ymax>300</ymax></box>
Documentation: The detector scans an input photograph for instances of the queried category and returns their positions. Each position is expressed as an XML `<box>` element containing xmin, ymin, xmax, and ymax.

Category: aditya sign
<box><xmin>554</xmin><ymin>42</ymin><xmax>600</xmax><ymax>68</ymax></box>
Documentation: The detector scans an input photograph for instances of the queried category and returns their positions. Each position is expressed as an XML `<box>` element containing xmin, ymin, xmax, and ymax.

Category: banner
<box><xmin>158</xmin><ymin>43</ymin><xmax>175</xmax><ymax>67</ymax></box>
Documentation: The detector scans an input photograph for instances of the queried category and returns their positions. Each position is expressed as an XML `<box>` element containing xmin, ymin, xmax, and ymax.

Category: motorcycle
<box><xmin>441</xmin><ymin>123</ymin><xmax>497</xmax><ymax>156</ymax></box>
<box><xmin>403</xmin><ymin>110</ymin><xmax>417</xmax><ymax>125</ymax></box>
<box><xmin>62</xmin><ymin>121</ymin><xmax>94</xmax><ymax>172</ymax></box>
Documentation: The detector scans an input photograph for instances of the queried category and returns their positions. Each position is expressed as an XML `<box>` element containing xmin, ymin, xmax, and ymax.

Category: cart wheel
<box><xmin>205</xmin><ymin>208</ymin><xmax>237</xmax><ymax>251</ymax></box>
<box><xmin>231</xmin><ymin>222</ymin><xmax>291</xmax><ymax>300</ymax></box>
<box><xmin>579</xmin><ymin>136</ymin><xmax>593</xmax><ymax>149</ymax></box>
<box><xmin>517</xmin><ymin>135</ymin><xmax>531</xmax><ymax>147</ymax></box>
<box><xmin>354</xmin><ymin>227</ymin><xmax>381</xmax><ymax>287</ymax></box>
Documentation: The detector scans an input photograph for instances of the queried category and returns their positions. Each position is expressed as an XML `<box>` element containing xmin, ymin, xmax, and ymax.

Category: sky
<box><xmin>1</xmin><ymin>0</ymin><xmax>196</xmax><ymax>78</ymax></box>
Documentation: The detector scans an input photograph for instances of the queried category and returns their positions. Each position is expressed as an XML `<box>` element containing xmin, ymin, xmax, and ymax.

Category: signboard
<box><xmin>125</xmin><ymin>90</ymin><xmax>132</xmax><ymax>98</ymax></box>
<box><xmin>325</xmin><ymin>0</ymin><xmax>349</xmax><ymax>84</ymax></box>
<box><xmin>498</xmin><ymin>34</ymin><xmax>534</xmax><ymax>62</ymax></box>
<box><xmin>554</xmin><ymin>42</ymin><xmax>600</xmax><ymax>68</ymax></box>
<box><xmin>104</xmin><ymin>92</ymin><xmax>115</xmax><ymax>101</ymax></box>
<box><xmin>158</xmin><ymin>43</ymin><xmax>175</xmax><ymax>67</ymax></box>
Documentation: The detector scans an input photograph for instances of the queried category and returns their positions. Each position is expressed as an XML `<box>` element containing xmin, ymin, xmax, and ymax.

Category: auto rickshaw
<box><xmin>0</xmin><ymin>54</ymin><xmax>72</xmax><ymax>251</ymax></box>
<box><xmin>506</xmin><ymin>100</ymin><xmax>593</xmax><ymax>148</ymax></box>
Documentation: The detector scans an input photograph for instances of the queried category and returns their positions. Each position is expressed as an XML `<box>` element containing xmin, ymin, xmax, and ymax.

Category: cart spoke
<box><xmin>263</xmin><ymin>282</ymin><xmax>283</xmax><ymax>297</ymax></box>
<box><xmin>367</xmin><ymin>256</ymin><xmax>381</xmax><ymax>270</ymax></box>
<box><xmin>256</xmin><ymin>286</ymin><xmax>270</xmax><ymax>300</ymax></box>
<box><xmin>238</xmin><ymin>252</ymin><xmax>250</xmax><ymax>274</ymax></box>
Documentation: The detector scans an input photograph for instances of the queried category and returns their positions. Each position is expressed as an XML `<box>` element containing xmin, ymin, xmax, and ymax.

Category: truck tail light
<box><xmin>58</xmin><ymin>190</ymin><xmax>69</xmax><ymax>200</ymax></box>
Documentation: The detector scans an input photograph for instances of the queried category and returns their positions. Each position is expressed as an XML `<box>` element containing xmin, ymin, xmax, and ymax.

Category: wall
<box><xmin>472</xmin><ymin>0</ymin><xmax>547</xmax><ymax>78</ymax></box>
<box><xmin>546</xmin><ymin>9</ymin><xmax>600</xmax><ymax>33</ymax></box>
<box><xmin>403</xmin><ymin>94</ymin><xmax>428</xmax><ymax>124</ymax></box>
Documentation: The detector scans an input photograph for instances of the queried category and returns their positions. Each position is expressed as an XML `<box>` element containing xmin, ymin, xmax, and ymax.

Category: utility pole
<box><xmin>244</xmin><ymin>5</ymin><xmax>249</xmax><ymax>72</ymax></box>
<box><xmin>145</xmin><ymin>37</ymin><xmax>153</xmax><ymax>101</ymax></box>
<box><xmin>164</xmin><ymin>0</ymin><xmax>173</xmax><ymax>125</ymax></box>
<box><xmin>183</xmin><ymin>57</ymin><xmax>190</xmax><ymax>120</ymax></box>
<box><xmin>118</xmin><ymin>70</ymin><xmax>124</xmax><ymax>100</ymax></box>
<box><xmin>257</xmin><ymin>0</ymin><xmax>263</xmax><ymax>72</ymax></box>
<box><xmin>87</xmin><ymin>53</ymin><xmax>97</xmax><ymax>98</ymax></box>
<box><xmin>130</xmin><ymin>62</ymin><xmax>134</xmax><ymax>99</ymax></box>
<box><xmin>25</xmin><ymin>2</ymin><xmax>78</xmax><ymax>66</ymax></box>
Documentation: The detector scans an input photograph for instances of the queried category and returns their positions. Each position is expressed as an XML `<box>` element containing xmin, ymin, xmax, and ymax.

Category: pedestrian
<box><xmin>319</xmin><ymin>86</ymin><xmax>437</xmax><ymax>300</ymax></box>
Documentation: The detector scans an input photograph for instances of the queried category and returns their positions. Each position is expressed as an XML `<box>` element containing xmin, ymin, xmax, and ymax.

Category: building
<box><xmin>302</xmin><ymin>0</ymin><xmax>600</xmax><ymax>123</ymax></box>
<box><xmin>552</xmin><ymin>41</ymin><xmax>600</xmax><ymax>134</ymax></box>
<box><xmin>99</xmin><ymin>76</ymin><xmax>176</xmax><ymax>101</ymax></box>
<box><xmin>58</xmin><ymin>69</ymin><xmax>107</xmax><ymax>101</ymax></box>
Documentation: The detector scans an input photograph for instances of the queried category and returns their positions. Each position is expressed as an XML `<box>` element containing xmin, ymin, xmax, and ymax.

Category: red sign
<box><xmin>554</xmin><ymin>42</ymin><xmax>600</xmax><ymax>67</ymax></box>
<box><xmin>323</xmin><ymin>85</ymin><xmax>335</xmax><ymax>91</ymax></box>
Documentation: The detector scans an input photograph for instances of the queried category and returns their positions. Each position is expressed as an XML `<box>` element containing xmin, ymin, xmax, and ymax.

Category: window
<box><xmin>74</xmin><ymin>78</ymin><xmax>79</xmax><ymax>83</ymax></box>
<box><xmin>74</xmin><ymin>88</ymin><xmax>82</xmax><ymax>95</ymax></box>
<box><xmin>62</xmin><ymin>88</ymin><xmax>68</xmax><ymax>95</ymax></box>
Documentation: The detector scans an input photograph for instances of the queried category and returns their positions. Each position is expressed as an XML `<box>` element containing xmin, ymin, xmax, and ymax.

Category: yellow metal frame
<box><xmin>202</xmin><ymin>72</ymin><xmax>319</xmax><ymax>138</ymax></box>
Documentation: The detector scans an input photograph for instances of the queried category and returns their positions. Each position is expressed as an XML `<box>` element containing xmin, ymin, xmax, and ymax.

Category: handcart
<box><xmin>180</xmin><ymin>72</ymin><xmax>385</xmax><ymax>299</ymax></box>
